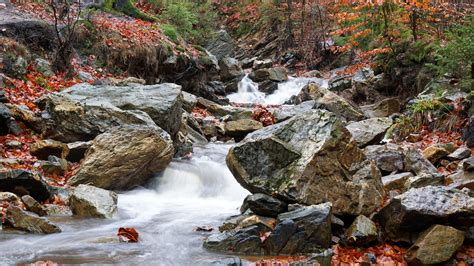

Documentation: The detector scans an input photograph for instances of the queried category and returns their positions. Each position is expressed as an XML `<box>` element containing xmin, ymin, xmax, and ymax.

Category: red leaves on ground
<box><xmin>4</xmin><ymin>67</ymin><xmax>81</xmax><ymax>112</ymax></box>
<box><xmin>332</xmin><ymin>244</ymin><xmax>407</xmax><ymax>265</ymax></box>
<box><xmin>252</xmin><ymin>105</ymin><xmax>276</xmax><ymax>127</ymax></box>
<box><xmin>118</xmin><ymin>227</ymin><xmax>139</xmax><ymax>243</ymax></box>
<box><xmin>92</xmin><ymin>14</ymin><xmax>169</xmax><ymax>49</ymax></box>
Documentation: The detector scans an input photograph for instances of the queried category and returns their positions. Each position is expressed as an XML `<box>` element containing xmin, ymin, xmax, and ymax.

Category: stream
<box><xmin>0</xmin><ymin>144</ymin><xmax>248</xmax><ymax>265</ymax></box>
<box><xmin>0</xmin><ymin>76</ymin><xmax>323</xmax><ymax>265</ymax></box>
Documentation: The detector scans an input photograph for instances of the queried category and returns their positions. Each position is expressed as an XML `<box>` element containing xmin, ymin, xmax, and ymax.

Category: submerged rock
<box><xmin>5</xmin><ymin>205</ymin><xmax>61</xmax><ymax>234</ymax></box>
<box><xmin>240</xmin><ymin>193</ymin><xmax>288</xmax><ymax>217</ymax></box>
<box><xmin>69</xmin><ymin>184</ymin><xmax>118</xmax><ymax>219</ymax></box>
<box><xmin>407</xmin><ymin>225</ymin><xmax>464</xmax><ymax>265</ymax></box>
<box><xmin>68</xmin><ymin>125</ymin><xmax>174</xmax><ymax>190</ymax></box>
<box><xmin>344</xmin><ymin>215</ymin><xmax>378</xmax><ymax>246</ymax></box>
<box><xmin>227</xmin><ymin>109</ymin><xmax>384</xmax><ymax>216</ymax></box>
<box><xmin>0</xmin><ymin>169</ymin><xmax>51</xmax><ymax>202</ymax></box>
<box><xmin>377</xmin><ymin>186</ymin><xmax>474</xmax><ymax>240</ymax></box>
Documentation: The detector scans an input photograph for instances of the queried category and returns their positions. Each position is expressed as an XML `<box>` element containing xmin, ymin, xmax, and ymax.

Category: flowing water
<box><xmin>0</xmin><ymin>144</ymin><xmax>249</xmax><ymax>265</ymax></box>
<box><xmin>0</xmin><ymin>74</ymin><xmax>323</xmax><ymax>265</ymax></box>
<box><xmin>227</xmin><ymin>74</ymin><xmax>327</xmax><ymax>105</ymax></box>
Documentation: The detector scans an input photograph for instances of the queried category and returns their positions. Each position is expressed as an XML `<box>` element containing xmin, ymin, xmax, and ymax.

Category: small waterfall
<box><xmin>227</xmin><ymin>75</ymin><xmax>327</xmax><ymax>105</ymax></box>
<box><xmin>226</xmin><ymin>74</ymin><xmax>265</xmax><ymax>104</ymax></box>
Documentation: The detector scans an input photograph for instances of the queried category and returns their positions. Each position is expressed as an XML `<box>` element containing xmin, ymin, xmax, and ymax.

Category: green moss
<box><xmin>103</xmin><ymin>0</ymin><xmax>157</xmax><ymax>22</ymax></box>
<box><xmin>162</xmin><ymin>24</ymin><xmax>179</xmax><ymax>43</ymax></box>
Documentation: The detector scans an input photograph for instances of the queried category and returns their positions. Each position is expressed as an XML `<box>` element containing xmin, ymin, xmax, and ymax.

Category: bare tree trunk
<box><xmin>284</xmin><ymin>0</ymin><xmax>294</xmax><ymax>48</ymax></box>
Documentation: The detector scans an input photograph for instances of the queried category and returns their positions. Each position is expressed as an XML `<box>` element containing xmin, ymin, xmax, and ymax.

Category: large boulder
<box><xmin>63</xmin><ymin>83</ymin><xmax>183</xmax><ymax>140</ymax></box>
<box><xmin>346</xmin><ymin>117</ymin><xmax>393</xmax><ymax>147</ymax></box>
<box><xmin>407</xmin><ymin>225</ymin><xmax>464</xmax><ymax>265</ymax></box>
<box><xmin>10</xmin><ymin>94</ymin><xmax>157</xmax><ymax>143</ymax></box>
<box><xmin>0</xmin><ymin>169</ymin><xmax>51</xmax><ymax>202</ymax></box>
<box><xmin>240</xmin><ymin>193</ymin><xmax>288</xmax><ymax>217</ymax></box>
<box><xmin>226</xmin><ymin>109</ymin><xmax>384</xmax><ymax>216</ymax></box>
<box><xmin>4</xmin><ymin>205</ymin><xmax>61</xmax><ymax>234</ymax></box>
<box><xmin>69</xmin><ymin>184</ymin><xmax>118</xmax><ymax>219</ymax></box>
<box><xmin>67</xmin><ymin>125</ymin><xmax>174</xmax><ymax>190</ymax></box>
<box><xmin>377</xmin><ymin>186</ymin><xmax>474</xmax><ymax>240</ymax></box>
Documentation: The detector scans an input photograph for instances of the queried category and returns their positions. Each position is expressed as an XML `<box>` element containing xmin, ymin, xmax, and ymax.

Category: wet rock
<box><xmin>407</xmin><ymin>225</ymin><xmax>464</xmax><ymax>265</ymax></box>
<box><xmin>241</xmin><ymin>57</ymin><xmax>257</xmax><ymax>69</ymax></box>
<box><xmin>344</xmin><ymin>215</ymin><xmax>378</xmax><ymax>246</ymax></box>
<box><xmin>69</xmin><ymin>184</ymin><xmax>117</xmax><ymax>219</ymax></box>
<box><xmin>364</xmin><ymin>144</ymin><xmax>404</xmax><ymax>173</ymax></box>
<box><xmin>447</xmin><ymin>147</ymin><xmax>472</xmax><ymax>161</ymax></box>
<box><xmin>249</xmin><ymin>67</ymin><xmax>288</xmax><ymax>83</ymax></box>
<box><xmin>346</xmin><ymin>117</ymin><xmax>393</xmax><ymax>147</ymax></box>
<box><xmin>34</xmin><ymin>58</ymin><xmax>54</xmax><ymax>77</ymax></box>
<box><xmin>68</xmin><ymin>125</ymin><xmax>174</xmax><ymax>190</ymax></box>
<box><xmin>219</xmin><ymin>57</ymin><xmax>244</xmax><ymax>82</ymax></box>
<box><xmin>382</xmin><ymin>172</ymin><xmax>413</xmax><ymax>191</ymax></box>
<box><xmin>210</xmin><ymin>257</ymin><xmax>242</xmax><ymax>266</ymax></box>
<box><xmin>224</xmin><ymin>119</ymin><xmax>263</xmax><ymax>140</ymax></box>
<box><xmin>219</xmin><ymin>214</ymin><xmax>251</xmax><ymax>232</ymax></box>
<box><xmin>227</xmin><ymin>109</ymin><xmax>384</xmax><ymax>216</ymax></box>
<box><xmin>361</xmin><ymin>98</ymin><xmax>401</xmax><ymax>118</ymax></box>
<box><xmin>263</xmin><ymin>219</ymin><xmax>297</xmax><ymax>255</ymax></box>
<box><xmin>236</xmin><ymin>215</ymin><xmax>276</xmax><ymax>231</ymax></box>
<box><xmin>276</xmin><ymin>203</ymin><xmax>332</xmax><ymax>254</ymax></box>
<box><xmin>5</xmin><ymin>205</ymin><xmax>61</xmax><ymax>234</ymax></box>
<box><xmin>30</xmin><ymin>139</ymin><xmax>69</xmax><ymax>160</ymax></box>
<box><xmin>66</xmin><ymin>141</ymin><xmax>92</xmax><ymax>162</ymax></box>
<box><xmin>0</xmin><ymin>169</ymin><xmax>50</xmax><ymax>202</ymax></box>
<box><xmin>203</xmin><ymin>225</ymin><xmax>265</xmax><ymax>255</ymax></box>
<box><xmin>377</xmin><ymin>186</ymin><xmax>474</xmax><ymax>240</ymax></box>
<box><xmin>422</xmin><ymin>144</ymin><xmax>449</xmax><ymax>163</ymax></box>
<box><xmin>240</xmin><ymin>193</ymin><xmax>288</xmax><ymax>217</ymax></box>
<box><xmin>258</xmin><ymin>80</ymin><xmax>278</xmax><ymax>95</ymax></box>
<box><xmin>182</xmin><ymin>91</ymin><xmax>198</xmax><ymax>113</ymax></box>
<box><xmin>63</xmin><ymin>83</ymin><xmax>183</xmax><ymax>140</ymax></box>
<box><xmin>21</xmin><ymin>195</ymin><xmax>47</xmax><ymax>216</ymax></box>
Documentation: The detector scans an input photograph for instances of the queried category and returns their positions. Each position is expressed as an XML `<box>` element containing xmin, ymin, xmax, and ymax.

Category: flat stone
<box><xmin>5</xmin><ymin>205</ymin><xmax>61</xmax><ymax>234</ymax></box>
<box><xmin>382</xmin><ymin>172</ymin><xmax>413</xmax><ymax>191</ymax></box>
<box><xmin>346</xmin><ymin>117</ymin><xmax>393</xmax><ymax>147</ymax></box>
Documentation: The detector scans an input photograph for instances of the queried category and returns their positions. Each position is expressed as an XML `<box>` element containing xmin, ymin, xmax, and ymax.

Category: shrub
<box><xmin>162</xmin><ymin>24</ymin><xmax>179</xmax><ymax>42</ymax></box>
